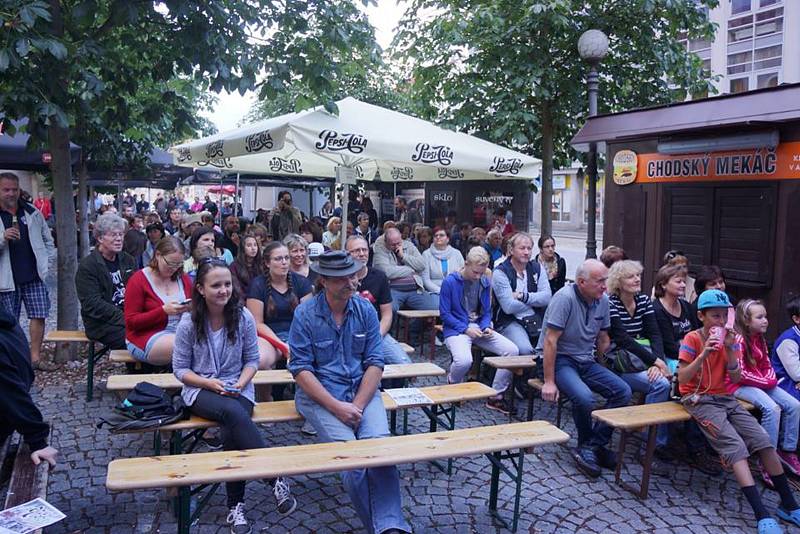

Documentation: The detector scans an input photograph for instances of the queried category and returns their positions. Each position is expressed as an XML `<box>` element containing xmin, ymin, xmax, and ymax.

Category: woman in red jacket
<box><xmin>124</xmin><ymin>236</ymin><xmax>193</xmax><ymax>366</ymax></box>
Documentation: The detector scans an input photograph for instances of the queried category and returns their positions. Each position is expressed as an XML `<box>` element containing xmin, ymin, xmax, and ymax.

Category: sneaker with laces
<box><xmin>226</xmin><ymin>502</ymin><xmax>252</xmax><ymax>534</ymax></box>
<box><xmin>199</xmin><ymin>433</ymin><xmax>224</xmax><ymax>451</ymax></box>
<box><xmin>272</xmin><ymin>477</ymin><xmax>297</xmax><ymax>516</ymax></box>
<box><xmin>778</xmin><ymin>450</ymin><xmax>800</xmax><ymax>476</ymax></box>
<box><xmin>572</xmin><ymin>446</ymin><xmax>601</xmax><ymax>478</ymax></box>
<box><xmin>486</xmin><ymin>396</ymin><xmax>512</xmax><ymax>415</ymax></box>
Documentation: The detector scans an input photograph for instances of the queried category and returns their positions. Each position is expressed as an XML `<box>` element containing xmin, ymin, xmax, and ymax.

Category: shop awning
<box><xmin>571</xmin><ymin>82</ymin><xmax>800</xmax><ymax>152</ymax></box>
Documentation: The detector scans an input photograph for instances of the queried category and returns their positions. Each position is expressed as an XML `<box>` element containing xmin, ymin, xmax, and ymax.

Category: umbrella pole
<box><xmin>235</xmin><ymin>173</ymin><xmax>240</xmax><ymax>217</ymax></box>
<box><xmin>340</xmin><ymin>184</ymin><xmax>348</xmax><ymax>250</ymax></box>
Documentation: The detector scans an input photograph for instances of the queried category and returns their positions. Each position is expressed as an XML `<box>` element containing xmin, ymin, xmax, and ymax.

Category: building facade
<box><xmin>686</xmin><ymin>0</ymin><xmax>800</xmax><ymax>95</ymax></box>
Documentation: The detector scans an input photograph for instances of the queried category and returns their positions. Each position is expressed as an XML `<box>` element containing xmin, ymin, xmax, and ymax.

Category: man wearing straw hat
<box><xmin>288</xmin><ymin>250</ymin><xmax>411</xmax><ymax>534</ymax></box>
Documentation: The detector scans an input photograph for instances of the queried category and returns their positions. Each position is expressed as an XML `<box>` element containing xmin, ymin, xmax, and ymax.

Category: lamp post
<box><xmin>578</xmin><ymin>29</ymin><xmax>608</xmax><ymax>260</ymax></box>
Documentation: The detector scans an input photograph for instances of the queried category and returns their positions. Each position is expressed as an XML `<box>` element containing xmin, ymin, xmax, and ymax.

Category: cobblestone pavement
<box><xmin>14</xmin><ymin>260</ymin><xmax>786</xmax><ymax>533</ymax></box>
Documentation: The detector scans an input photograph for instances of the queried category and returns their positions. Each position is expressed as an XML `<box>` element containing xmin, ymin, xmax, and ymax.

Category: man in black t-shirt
<box><xmin>346</xmin><ymin>236</ymin><xmax>410</xmax><ymax>364</ymax></box>
<box><xmin>0</xmin><ymin>173</ymin><xmax>55</xmax><ymax>370</ymax></box>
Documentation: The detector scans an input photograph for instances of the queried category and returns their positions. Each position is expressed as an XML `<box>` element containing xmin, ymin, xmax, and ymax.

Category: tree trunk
<box><xmin>49</xmin><ymin>125</ymin><xmax>80</xmax><ymax>362</ymax></box>
<box><xmin>539</xmin><ymin>104</ymin><xmax>554</xmax><ymax>237</ymax></box>
<box><xmin>77</xmin><ymin>162</ymin><xmax>90</xmax><ymax>259</ymax></box>
<box><xmin>47</xmin><ymin>0</ymin><xmax>78</xmax><ymax>361</ymax></box>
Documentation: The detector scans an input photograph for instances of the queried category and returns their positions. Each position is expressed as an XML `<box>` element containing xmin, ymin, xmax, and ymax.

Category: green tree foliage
<box><xmin>393</xmin><ymin>0</ymin><xmax>718</xmax><ymax>234</ymax></box>
<box><xmin>0</xmin><ymin>0</ymin><xmax>379</xmax><ymax>353</ymax></box>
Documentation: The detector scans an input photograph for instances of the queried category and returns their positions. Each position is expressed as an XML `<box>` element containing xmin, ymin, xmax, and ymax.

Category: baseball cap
<box><xmin>183</xmin><ymin>213</ymin><xmax>203</xmax><ymax>226</ymax></box>
<box><xmin>307</xmin><ymin>242</ymin><xmax>325</xmax><ymax>259</ymax></box>
<box><xmin>696</xmin><ymin>289</ymin><xmax>733</xmax><ymax>310</ymax></box>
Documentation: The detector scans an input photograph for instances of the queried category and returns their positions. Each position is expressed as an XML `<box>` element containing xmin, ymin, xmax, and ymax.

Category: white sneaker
<box><xmin>272</xmin><ymin>477</ymin><xmax>297</xmax><ymax>515</ymax></box>
<box><xmin>226</xmin><ymin>502</ymin><xmax>252</xmax><ymax>534</ymax></box>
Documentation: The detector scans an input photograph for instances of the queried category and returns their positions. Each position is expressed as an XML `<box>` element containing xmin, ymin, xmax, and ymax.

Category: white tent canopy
<box><xmin>170</xmin><ymin>97</ymin><xmax>541</xmax><ymax>182</ymax></box>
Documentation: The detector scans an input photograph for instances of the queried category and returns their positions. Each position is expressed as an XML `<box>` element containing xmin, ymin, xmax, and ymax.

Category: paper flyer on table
<box><xmin>385</xmin><ymin>387</ymin><xmax>434</xmax><ymax>407</ymax></box>
<box><xmin>0</xmin><ymin>498</ymin><xmax>66</xmax><ymax>533</ymax></box>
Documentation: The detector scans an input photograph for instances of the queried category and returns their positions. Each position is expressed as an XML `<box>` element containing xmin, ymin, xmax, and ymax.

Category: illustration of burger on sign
<box><xmin>613</xmin><ymin>150</ymin><xmax>637</xmax><ymax>185</ymax></box>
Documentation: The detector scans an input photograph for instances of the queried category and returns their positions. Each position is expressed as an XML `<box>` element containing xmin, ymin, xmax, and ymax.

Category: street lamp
<box><xmin>578</xmin><ymin>29</ymin><xmax>608</xmax><ymax>260</ymax></box>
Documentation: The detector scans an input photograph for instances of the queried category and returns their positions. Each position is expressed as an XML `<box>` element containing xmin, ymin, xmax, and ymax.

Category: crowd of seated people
<box><xmin>66</xmin><ymin>191</ymin><xmax>800</xmax><ymax>534</ymax></box>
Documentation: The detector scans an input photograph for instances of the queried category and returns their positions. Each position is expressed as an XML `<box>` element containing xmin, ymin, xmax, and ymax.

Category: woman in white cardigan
<box><xmin>421</xmin><ymin>227</ymin><xmax>465</xmax><ymax>294</ymax></box>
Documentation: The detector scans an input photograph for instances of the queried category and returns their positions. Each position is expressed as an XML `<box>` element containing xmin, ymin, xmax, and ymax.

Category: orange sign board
<box><xmin>633</xmin><ymin>142</ymin><xmax>800</xmax><ymax>184</ymax></box>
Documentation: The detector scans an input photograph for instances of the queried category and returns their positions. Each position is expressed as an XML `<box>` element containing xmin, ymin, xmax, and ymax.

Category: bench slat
<box><xmin>483</xmin><ymin>356</ymin><xmax>537</xmax><ymax>370</ymax></box>
<box><xmin>110</xmin><ymin>350</ymin><xmax>136</xmax><ymax>363</ymax></box>
<box><xmin>396</xmin><ymin>310</ymin><xmax>440</xmax><ymax>319</ymax></box>
<box><xmin>106</xmin><ymin>420</ymin><xmax>568</xmax><ymax>491</ymax></box>
<box><xmin>4</xmin><ymin>441</ymin><xmax>49</xmax><ymax>509</ymax></box>
<box><xmin>592</xmin><ymin>399</ymin><xmax>757</xmax><ymax>430</ymax></box>
<box><xmin>44</xmin><ymin>330</ymin><xmax>88</xmax><ymax>342</ymax></box>
<box><xmin>147</xmin><ymin>382</ymin><xmax>498</xmax><ymax>433</ymax></box>
<box><xmin>105</xmin><ymin>362</ymin><xmax>445</xmax><ymax>392</ymax></box>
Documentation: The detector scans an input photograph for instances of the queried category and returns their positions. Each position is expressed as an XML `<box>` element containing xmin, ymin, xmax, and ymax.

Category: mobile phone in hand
<box><xmin>179</xmin><ymin>299</ymin><xmax>192</xmax><ymax>306</ymax></box>
<box><xmin>224</xmin><ymin>385</ymin><xmax>240</xmax><ymax>394</ymax></box>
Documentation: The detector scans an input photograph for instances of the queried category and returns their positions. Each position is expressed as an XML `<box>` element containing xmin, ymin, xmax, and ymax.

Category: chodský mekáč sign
<box><xmin>628</xmin><ymin>142</ymin><xmax>800</xmax><ymax>184</ymax></box>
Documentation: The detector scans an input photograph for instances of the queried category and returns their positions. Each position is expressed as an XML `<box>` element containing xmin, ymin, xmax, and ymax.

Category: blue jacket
<box><xmin>439</xmin><ymin>272</ymin><xmax>492</xmax><ymax>338</ymax></box>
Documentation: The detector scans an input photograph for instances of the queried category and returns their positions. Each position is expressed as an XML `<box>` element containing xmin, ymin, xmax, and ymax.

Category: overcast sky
<box><xmin>200</xmin><ymin>0</ymin><xmax>407</xmax><ymax>134</ymax></box>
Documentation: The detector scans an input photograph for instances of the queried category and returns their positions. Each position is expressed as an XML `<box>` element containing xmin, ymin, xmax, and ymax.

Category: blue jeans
<box><xmin>496</xmin><ymin>321</ymin><xmax>534</xmax><ymax>356</ymax></box>
<box><xmin>555</xmin><ymin>357</ymin><xmax>632</xmax><ymax>448</ymax></box>
<box><xmin>382</xmin><ymin>334</ymin><xmax>411</xmax><ymax>365</ymax></box>
<box><xmin>734</xmin><ymin>385</ymin><xmax>800</xmax><ymax>451</ymax></box>
<box><xmin>296</xmin><ymin>391</ymin><xmax>410</xmax><ymax>534</ymax></box>
<box><xmin>390</xmin><ymin>289</ymin><xmax>439</xmax><ymax>314</ymax></box>
<box><xmin>619</xmin><ymin>371</ymin><xmax>671</xmax><ymax>448</ymax></box>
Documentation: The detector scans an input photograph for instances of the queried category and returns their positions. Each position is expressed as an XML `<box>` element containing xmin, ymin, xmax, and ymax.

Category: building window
<box><xmin>551</xmin><ymin>190</ymin><xmax>570</xmax><ymax>222</ymax></box>
<box><xmin>760</xmin><ymin>0</ymin><xmax>778</xmax><ymax>6</ymax></box>
<box><xmin>730</xmin><ymin>77</ymin><xmax>749</xmax><ymax>93</ymax></box>
<box><xmin>757</xmin><ymin>72</ymin><xmax>779</xmax><ymax>88</ymax></box>
<box><xmin>731</xmin><ymin>0</ymin><xmax>752</xmax><ymax>15</ymax></box>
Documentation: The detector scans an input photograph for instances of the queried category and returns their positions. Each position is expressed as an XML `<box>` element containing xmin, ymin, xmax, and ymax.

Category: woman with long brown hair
<box><xmin>229</xmin><ymin>234</ymin><xmax>263</xmax><ymax>304</ymax></box>
<box><xmin>246</xmin><ymin>241</ymin><xmax>313</xmax><ymax>369</ymax></box>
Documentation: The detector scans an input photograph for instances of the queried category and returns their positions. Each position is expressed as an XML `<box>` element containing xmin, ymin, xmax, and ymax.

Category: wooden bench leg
<box><xmin>556</xmin><ymin>397</ymin><xmax>564</xmax><ymax>428</ymax></box>
<box><xmin>486</xmin><ymin>448</ymin><xmax>526</xmax><ymax>532</ymax></box>
<box><xmin>615</xmin><ymin>425</ymin><xmax>657</xmax><ymax>500</ymax></box>
<box><xmin>86</xmin><ymin>342</ymin><xmax>96</xmax><ymax>402</ymax></box>
<box><xmin>421</xmin><ymin>404</ymin><xmax>457</xmax><ymax>474</ymax></box>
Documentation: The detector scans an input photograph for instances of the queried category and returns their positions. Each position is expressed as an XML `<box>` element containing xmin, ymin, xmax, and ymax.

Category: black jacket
<box><xmin>0</xmin><ymin>306</ymin><xmax>49</xmax><ymax>451</ymax></box>
<box><xmin>535</xmin><ymin>252</ymin><xmax>567</xmax><ymax>294</ymax></box>
<box><xmin>75</xmin><ymin>249</ymin><xmax>136</xmax><ymax>342</ymax></box>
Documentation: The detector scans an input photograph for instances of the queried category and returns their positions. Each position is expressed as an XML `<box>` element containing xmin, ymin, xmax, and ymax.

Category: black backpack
<box><xmin>98</xmin><ymin>382</ymin><xmax>187</xmax><ymax>433</ymax></box>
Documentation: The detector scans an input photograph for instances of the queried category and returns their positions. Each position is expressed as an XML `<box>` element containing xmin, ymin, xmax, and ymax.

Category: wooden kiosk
<box><xmin>572</xmin><ymin>83</ymin><xmax>800</xmax><ymax>335</ymax></box>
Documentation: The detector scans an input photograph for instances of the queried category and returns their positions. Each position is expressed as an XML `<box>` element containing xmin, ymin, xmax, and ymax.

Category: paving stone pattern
<box><xmin>18</xmin><ymin>261</ymin><xmax>780</xmax><ymax>533</ymax></box>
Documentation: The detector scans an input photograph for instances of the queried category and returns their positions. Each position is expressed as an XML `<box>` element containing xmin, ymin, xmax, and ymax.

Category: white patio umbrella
<box><xmin>170</xmin><ymin>97</ymin><xmax>541</xmax><ymax>246</ymax></box>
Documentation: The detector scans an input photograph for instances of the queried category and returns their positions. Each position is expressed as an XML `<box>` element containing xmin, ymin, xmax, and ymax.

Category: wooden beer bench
<box><xmin>121</xmin><ymin>382</ymin><xmax>496</xmax><ymax>459</ymax></box>
<box><xmin>108</xmin><ymin>343</ymin><xmax>414</xmax><ymax>366</ymax></box>
<box><xmin>107</xmin><ymin>420</ymin><xmax>569</xmax><ymax>533</ymax></box>
<box><xmin>44</xmin><ymin>330</ymin><xmax>109</xmax><ymax>401</ymax></box>
<box><xmin>592</xmin><ymin>399</ymin><xmax>756</xmax><ymax>499</ymax></box>
<box><xmin>105</xmin><ymin>362</ymin><xmax>445</xmax><ymax>393</ymax></box>
<box><xmin>396</xmin><ymin>309</ymin><xmax>440</xmax><ymax>358</ymax></box>
<box><xmin>481</xmin><ymin>356</ymin><xmax>537</xmax><ymax>419</ymax></box>
<box><xmin>1</xmin><ymin>434</ymin><xmax>50</xmax><ymax>533</ymax></box>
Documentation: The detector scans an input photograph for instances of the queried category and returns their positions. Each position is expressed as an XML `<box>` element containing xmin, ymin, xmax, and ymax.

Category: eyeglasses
<box><xmin>105</xmin><ymin>232</ymin><xmax>125</xmax><ymax>240</ymax></box>
<box><xmin>270</xmin><ymin>255</ymin><xmax>290</xmax><ymax>263</ymax></box>
<box><xmin>161</xmin><ymin>256</ymin><xmax>183</xmax><ymax>268</ymax></box>
<box><xmin>434</xmin><ymin>233</ymin><xmax>447</xmax><ymax>238</ymax></box>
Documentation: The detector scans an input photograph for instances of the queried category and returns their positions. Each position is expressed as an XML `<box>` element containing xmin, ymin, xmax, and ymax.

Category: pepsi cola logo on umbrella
<box><xmin>245</xmin><ymin>130</ymin><xmax>274</xmax><ymax>153</ymax></box>
<box><xmin>489</xmin><ymin>157</ymin><xmax>522</xmax><ymax>175</ymax></box>
<box><xmin>391</xmin><ymin>167</ymin><xmax>414</xmax><ymax>181</ymax></box>
<box><xmin>437</xmin><ymin>168</ymin><xmax>464</xmax><ymax>180</ymax></box>
<box><xmin>413</xmin><ymin>143</ymin><xmax>453</xmax><ymax>165</ymax></box>
<box><xmin>176</xmin><ymin>147</ymin><xmax>192</xmax><ymax>162</ymax></box>
<box><xmin>270</xmin><ymin>157</ymin><xmax>303</xmax><ymax>174</ymax></box>
<box><xmin>315</xmin><ymin>130</ymin><xmax>367</xmax><ymax>153</ymax></box>
<box><xmin>205</xmin><ymin>140</ymin><xmax>225</xmax><ymax>159</ymax></box>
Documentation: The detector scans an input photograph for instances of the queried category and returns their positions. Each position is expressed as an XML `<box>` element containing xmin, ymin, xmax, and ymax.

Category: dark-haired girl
<box><xmin>183</xmin><ymin>226</ymin><xmax>234</xmax><ymax>280</ymax></box>
<box><xmin>246</xmin><ymin>242</ymin><xmax>312</xmax><ymax>369</ymax></box>
<box><xmin>535</xmin><ymin>235</ymin><xmax>566</xmax><ymax>294</ymax></box>
<box><xmin>230</xmin><ymin>235</ymin><xmax>263</xmax><ymax>305</ymax></box>
<box><xmin>172</xmin><ymin>259</ymin><xmax>296</xmax><ymax>533</ymax></box>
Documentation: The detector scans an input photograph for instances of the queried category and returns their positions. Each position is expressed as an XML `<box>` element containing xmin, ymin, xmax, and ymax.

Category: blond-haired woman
<box><xmin>440</xmin><ymin>246</ymin><xmax>519</xmax><ymax>415</ymax></box>
<box><xmin>607</xmin><ymin>259</ymin><xmax>671</xmax><ymax>466</ymax></box>
<box><xmin>322</xmin><ymin>216</ymin><xmax>341</xmax><ymax>248</ymax></box>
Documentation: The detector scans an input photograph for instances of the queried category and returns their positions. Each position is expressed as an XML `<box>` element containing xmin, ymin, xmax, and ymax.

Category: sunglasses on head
<box><xmin>200</xmin><ymin>257</ymin><xmax>227</xmax><ymax>267</ymax></box>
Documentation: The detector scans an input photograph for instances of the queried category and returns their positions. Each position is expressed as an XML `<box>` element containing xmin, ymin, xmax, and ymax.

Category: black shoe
<box><xmin>637</xmin><ymin>454</ymin><xmax>670</xmax><ymax>477</ymax></box>
<box><xmin>572</xmin><ymin>447</ymin><xmax>601</xmax><ymax>478</ymax></box>
<box><xmin>594</xmin><ymin>445</ymin><xmax>617</xmax><ymax>470</ymax></box>
<box><xmin>687</xmin><ymin>449</ymin><xmax>722</xmax><ymax>476</ymax></box>
<box><xmin>486</xmin><ymin>397</ymin><xmax>512</xmax><ymax>415</ymax></box>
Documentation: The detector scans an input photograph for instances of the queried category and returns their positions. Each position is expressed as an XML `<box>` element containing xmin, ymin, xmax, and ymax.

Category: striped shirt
<box><xmin>609</xmin><ymin>293</ymin><xmax>654</xmax><ymax>339</ymax></box>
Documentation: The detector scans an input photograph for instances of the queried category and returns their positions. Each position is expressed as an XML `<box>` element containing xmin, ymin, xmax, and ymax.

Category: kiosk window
<box><xmin>665</xmin><ymin>184</ymin><xmax>775</xmax><ymax>286</ymax></box>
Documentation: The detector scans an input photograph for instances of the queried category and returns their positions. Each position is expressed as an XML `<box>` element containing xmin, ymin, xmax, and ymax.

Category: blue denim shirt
<box><xmin>288</xmin><ymin>292</ymin><xmax>384</xmax><ymax>402</ymax></box>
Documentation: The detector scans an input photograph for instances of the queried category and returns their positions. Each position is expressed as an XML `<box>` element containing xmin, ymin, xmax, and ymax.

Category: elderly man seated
<box><xmin>372</xmin><ymin>227</ymin><xmax>438</xmax><ymax>313</ymax></box>
<box><xmin>76</xmin><ymin>213</ymin><xmax>137</xmax><ymax>350</ymax></box>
